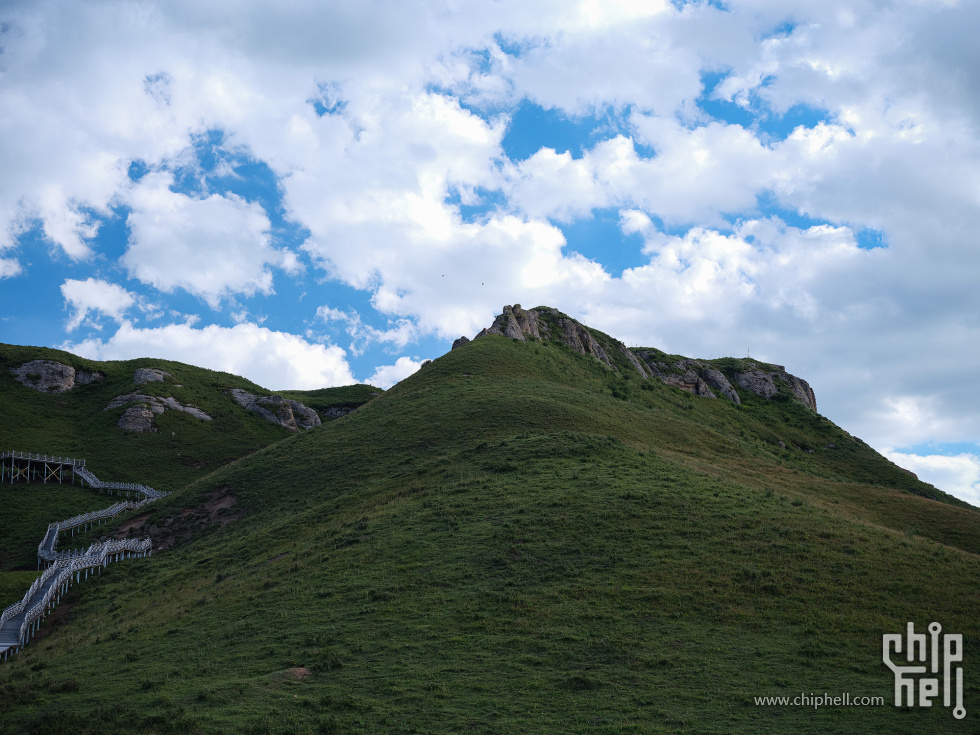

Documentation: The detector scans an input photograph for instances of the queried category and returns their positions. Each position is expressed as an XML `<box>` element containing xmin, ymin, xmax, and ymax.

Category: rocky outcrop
<box><xmin>617</xmin><ymin>344</ymin><xmax>652</xmax><ymax>379</ymax></box>
<box><xmin>451</xmin><ymin>336</ymin><xmax>470</xmax><ymax>350</ymax></box>
<box><xmin>733</xmin><ymin>366</ymin><xmax>817</xmax><ymax>411</ymax></box>
<box><xmin>227</xmin><ymin>389</ymin><xmax>321</xmax><ymax>432</ymax></box>
<box><xmin>557</xmin><ymin>317</ymin><xmax>610</xmax><ymax>364</ymax></box>
<box><xmin>636</xmin><ymin>353</ymin><xmax>815</xmax><ymax>410</ymax></box>
<box><xmin>473</xmin><ymin>305</ymin><xmax>629</xmax><ymax>373</ymax></box>
<box><xmin>134</xmin><ymin>368</ymin><xmax>170</xmax><ymax>384</ymax></box>
<box><xmin>118</xmin><ymin>404</ymin><xmax>157</xmax><ymax>433</ymax></box>
<box><xmin>105</xmin><ymin>393</ymin><xmax>213</xmax><ymax>432</ymax></box>
<box><xmin>468</xmin><ymin>304</ymin><xmax>816</xmax><ymax>411</ymax></box>
<box><xmin>639</xmin><ymin>357</ymin><xmax>724</xmax><ymax>400</ymax></box>
<box><xmin>10</xmin><ymin>360</ymin><xmax>104</xmax><ymax>393</ymax></box>
<box><xmin>475</xmin><ymin>304</ymin><xmax>543</xmax><ymax>341</ymax></box>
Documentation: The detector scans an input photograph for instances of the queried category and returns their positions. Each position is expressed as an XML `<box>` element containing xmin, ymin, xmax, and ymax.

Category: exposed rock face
<box><xmin>106</xmin><ymin>393</ymin><xmax>213</xmax><ymax>428</ymax></box>
<box><xmin>734</xmin><ymin>370</ymin><xmax>778</xmax><ymax>400</ymax></box>
<box><xmin>475</xmin><ymin>304</ymin><xmax>543</xmax><ymax>341</ymax></box>
<box><xmin>733</xmin><ymin>365</ymin><xmax>817</xmax><ymax>411</ymax></box>
<box><xmin>557</xmin><ymin>317</ymin><xmax>610</xmax><ymax>364</ymax></box>
<box><xmin>10</xmin><ymin>360</ymin><xmax>104</xmax><ymax>393</ymax></box>
<box><xmin>639</xmin><ymin>357</ymin><xmax>722</xmax><ymax>399</ymax></box>
<box><xmin>617</xmin><ymin>344</ymin><xmax>652</xmax><ymax>379</ymax></box>
<box><xmin>451</xmin><ymin>336</ymin><xmax>470</xmax><ymax>350</ymax></box>
<box><xmin>700</xmin><ymin>367</ymin><xmax>741</xmax><ymax>403</ymax></box>
<box><xmin>227</xmin><ymin>389</ymin><xmax>321</xmax><ymax>431</ymax></box>
<box><xmin>474</xmin><ymin>305</ymin><xmax>625</xmax><ymax>372</ymax></box>
<box><xmin>634</xmin><ymin>353</ymin><xmax>815</xmax><ymax>410</ymax></box>
<box><xmin>134</xmin><ymin>368</ymin><xmax>170</xmax><ymax>384</ymax></box>
<box><xmin>118</xmin><ymin>404</ymin><xmax>157</xmax><ymax>433</ymax></box>
<box><xmin>324</xmin><ymin>406</ymin><xmax>354</xmax><ymax>419</ymax></box>
<box><xmin>469</xmin><ymin>304</ymin><xmax>817</xmax><ymax>411</ymax></box>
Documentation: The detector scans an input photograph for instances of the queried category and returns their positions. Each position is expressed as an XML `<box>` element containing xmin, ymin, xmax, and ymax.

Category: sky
<box><xmin>1</xmin><ymin>0</ymin><xmax>980</xmax><ymax>504</ymax></box>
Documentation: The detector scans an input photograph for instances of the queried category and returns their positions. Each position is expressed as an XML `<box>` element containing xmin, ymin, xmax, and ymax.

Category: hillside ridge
<box><xmin>458</xmin><ymin>304</ymin><xmax>817</xmax><ymax>410</ymax></box>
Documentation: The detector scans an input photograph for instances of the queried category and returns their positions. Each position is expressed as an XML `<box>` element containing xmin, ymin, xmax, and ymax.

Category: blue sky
<box><xmin>2</xmin><ymin>0</ymin><xmax>980</xmax><ymax>504</ymax></box>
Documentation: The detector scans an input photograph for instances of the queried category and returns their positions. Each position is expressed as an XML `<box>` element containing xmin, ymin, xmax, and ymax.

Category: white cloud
<box><xmin>366</xmin><ymin>356</ymin><xmax>424</xmax><ymax>390</ymax></box>
<box><xmin>0</xmin><ymin>258</ymin><xmax>23</xmax><ymax>279</ymax></box>
<box><xmin>64</xmin><ymin>320</ymin><xmax>355</xmax><ymax>390</ymax></box>
<box><xmin>60</xmin><ymin>277</ymin><xmax>137</xmax><ymax>331</ymax></box>
<box><xmin>2</xmin><ymin>0</ymin><xmax>980</xmax><ymax>507</ymax></box>
<box><xmin>122</xmin><ymin>172</ymin><xmax>294</xmax><ymax>307</ymax></box>
<box><xmin>316</xmin><ymin>306</ymin><xmax>417</xmax><ymax>356</ymax></box>
<box><xmin>884</xmin><ymin>451</ymin><xmax>980</xmax><ymax>507</ymax></box>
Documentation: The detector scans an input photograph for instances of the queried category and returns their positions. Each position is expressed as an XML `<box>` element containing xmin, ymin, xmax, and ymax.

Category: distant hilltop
<box><xmin>453</xmin><ymin>304</ymin><xmax>817</xmax><ymax>411</ymax></box>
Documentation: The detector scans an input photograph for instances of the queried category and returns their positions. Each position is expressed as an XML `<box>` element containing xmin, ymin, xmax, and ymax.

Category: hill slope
<box><xmin>0</xmin><ymin>331</ymin><xmax>977</xmax><ymax>733</ymax></box>
<box><xmin>0</xmin><ymin>343</ymin><xmax>380</xmax><ymax>571</ymax></box>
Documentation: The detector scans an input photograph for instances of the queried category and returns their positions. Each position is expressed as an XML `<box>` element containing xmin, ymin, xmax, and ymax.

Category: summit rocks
<box><xmin>463</xmin><ymin>305</ymin><xmax>817</xmax><ymax>411</ymax></box>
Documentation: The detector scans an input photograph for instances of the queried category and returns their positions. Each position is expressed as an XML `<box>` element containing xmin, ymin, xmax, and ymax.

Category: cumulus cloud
<box><xmin>316</xmin><ymin>306</ymin><xmax>417</xmax><ymax>356</ymax></box>
<box><xmin>0</xmin><ymin>258</ymin><xmax>22</xmax><ymax>279</ymax></box>
<box><xmin>61</xmin><ymin>278</ymin><xmax>137</xmax><ymax>331</ymax></box>
<box><xmin>366</xmin><ymin>356</ymin><xmax>424</xmax><ymax>390</ymax></box>
<box><xmin>64</xmin><ymin>320</ymin><xmax>355</xmax><ymax>390</ymax></box>
<box><xmin>122</xmin><ymin>172</ymin><xmax>295</xmax><ymax>307</ymax></box>
<box><xmin>4</xmin><ymin>0</ymin><xmax>980</xmax><ymax>503</ymax></box>
<box><xmin>884</xmin><ymin>451</ymin><xmax>980</xmax><ymax>508</ymax></box>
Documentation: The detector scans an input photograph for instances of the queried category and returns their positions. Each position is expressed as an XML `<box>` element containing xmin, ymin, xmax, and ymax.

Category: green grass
<box><xmin>0</xmin><ymin>483</ymin><xmax>111</xmax><ymax>572</ymax></box>
<box><xmin>0</xmin><ymin>343</ymin><xmax>381</xmax><ymax>493</ymax></box>
<box><xmin>0</xmin><ymin>572</ymin><xmax>40</xmax><ymax>610</ymax></box>
<box><xmin>278</xmin><ymin>384</ymin><xmax>382</xmax><ymax>417</ymax></box>
<box><xmin>1</xmin><ymin>335</ymin><xmax>978</xmax><ymax>733</ymax></box>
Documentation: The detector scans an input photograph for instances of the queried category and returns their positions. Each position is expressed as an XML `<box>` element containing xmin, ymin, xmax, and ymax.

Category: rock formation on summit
<box><xmin>462</xmin><ymin>305</ymin><xmax>817</xmax><ymax>411</ymax></box>
<box><xmin>10</xmin><ymin>359</ymin><xmax>104</xmax><ymax>393</ymax></box>
<box><xmin>227</xmin><ymin>389</ymin><xmax>321</xmax><ymax>432</ymax></box>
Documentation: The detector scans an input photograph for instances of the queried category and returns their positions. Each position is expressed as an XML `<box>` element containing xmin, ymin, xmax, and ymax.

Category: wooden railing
<box><xmin>38</xmin><ymin>500</ymin><xmax>152</xmax><ymax>563</ymax></box>
<box><xmin>9</xmin><ymin>539</ymin><xmax>153</xmax><ymax>653</ymax></box>
<box><xmin>1</xmin><ymin>452</ymin><xmax>163</xmax><ymax>660</ymax></box>
<box><xmin>0</xmin><ymin>450</ymin><xmax>85</xmax><ymax>466</ymax></box>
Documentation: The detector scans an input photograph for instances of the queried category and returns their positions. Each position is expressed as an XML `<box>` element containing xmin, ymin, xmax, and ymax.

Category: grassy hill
<box><xmin>0</xmin><ymin>343</ymin><xmax>379</xmax><ymax>572</ymax></box>
<box><xmin>1</xmin><ymin>335</ymin><xmax>978</xmax><ymax>733</ymax></box>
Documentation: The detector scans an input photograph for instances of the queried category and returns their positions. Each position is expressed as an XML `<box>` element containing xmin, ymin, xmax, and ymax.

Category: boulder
<box><xmin>10</xmin><ymin>360</ymin><xmax>104</xmax><ymax>393</ymax></box>
<box><xmin>451</xmin><ymin>336</ymin><xmax>470</xmax><ymax>350</ymax></box>
<box><xmin>227</xmin><ymin>388</ymin><xmax>321</xmax><ymax>431</ymax></box>
<box><xmin>117</xmin><ymin>404</ymin><xmax>157</xmax><ymax>433</ymax></box>
<box><xmin>134</xmin><ymin>368</ymin><xmax>170</xmax><ymax>384</ymax></box>
<box><xmin>106</xmin><ymin>393</ymin><xmax>213</xmax><ymax>424</ymax></box>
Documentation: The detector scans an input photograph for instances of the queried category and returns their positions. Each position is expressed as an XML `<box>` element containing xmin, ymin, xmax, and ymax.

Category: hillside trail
<box><xmin>0</xmin><ymin>451</ymin><xmax>164</xmax><ymax>660</ymax></box>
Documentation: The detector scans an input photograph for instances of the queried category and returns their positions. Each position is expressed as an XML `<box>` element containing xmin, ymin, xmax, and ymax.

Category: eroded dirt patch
<box><xmin>204</xmin><ymin>490</ymin><xmax>238</xmax><ymax>524</ymax></box>
<box><xmin>116</xmin><ymin>513</ymin><xmax>152</xmax><ymax>536</ymax></box>
<box><xmin>272</xmin><ymin>667</ymin><xmax>312</xmax><ymax>682</ymax></box>
<box><xmin>136</xmin><ymin>486</ymin><xmax>242</xmax><ymax>552</ymax></box>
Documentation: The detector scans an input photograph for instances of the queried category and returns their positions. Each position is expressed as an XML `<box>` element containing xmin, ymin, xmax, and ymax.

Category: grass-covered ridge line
<box><xmin>1</xmin><ymin>334</ymin><xmax>978</xmax><ymax>733</ymax></box>
<box><xmin>0</xmin><ymin>343</ymin><xmax>379</xmax><ymax>494</ymax></box>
